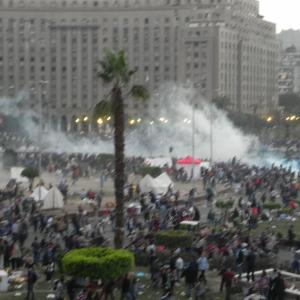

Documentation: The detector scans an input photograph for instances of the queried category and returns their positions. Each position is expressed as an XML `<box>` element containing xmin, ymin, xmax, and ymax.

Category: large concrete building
<box><xmin>278</xmin><ymin>45</ymin><xmax>300</xmax><ymax>96</ymax></box>
<box><xmin>0</xmin><ymin>0</ymin><xmax>278</xmax><ymax>132</ymax></box>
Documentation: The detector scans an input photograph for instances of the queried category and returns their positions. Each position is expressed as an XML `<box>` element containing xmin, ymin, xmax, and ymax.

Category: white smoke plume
<box><xmin>126</xmin><ymin>83</ymin><xmax>259</xmax><ymax>161</ymax></box>
<box><xmin>1</xmin><ymin>83</ymin><xmax>299</xmax><ymax>172</ymax></box>
<box><xmin>0</xmin><ymin>83</ymin><xmax>260</xmax><ymax>162</ymax></box>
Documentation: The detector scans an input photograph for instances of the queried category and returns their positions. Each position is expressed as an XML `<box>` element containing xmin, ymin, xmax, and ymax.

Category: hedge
<box><xmin>155</xmin><ymin>230</ymin><xmax>193</xmax><ymax>249</ymax></box>
<box><xmin>278</xmin><ymin>208</ymin><xmax>292</xmax><ymax>215</ymax></box>
<box><xmin>216</xmin><ymin>200</ymin><xmax>234</xmax><ymax>210</ymax></box>
<box><xmin>263</xmin><ymin>202</ymin><xmax>282</xmax><ymax>210</ymax></box>
<box><xmin>63</xmin><ymin>247</ymin><xmax>134</xmax><ymax>281</ymax></box>
<box><xmin>137</xmin><ymin>166</ymin><xmax>162</xmax><ymax>178</ymax></box>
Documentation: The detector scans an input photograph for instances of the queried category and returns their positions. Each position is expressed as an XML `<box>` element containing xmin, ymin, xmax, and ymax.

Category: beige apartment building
<box><xmin>0</xmin><ymin>0</ymin><xmax>278</xmax><ymax>132</ymax></box>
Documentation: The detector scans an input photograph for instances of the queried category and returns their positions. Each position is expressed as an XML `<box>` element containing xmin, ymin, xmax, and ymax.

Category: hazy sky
<box><xmin>260</xmin><ymin>0</ymin><xmax>300</xmax><ymax>32</ymax></box>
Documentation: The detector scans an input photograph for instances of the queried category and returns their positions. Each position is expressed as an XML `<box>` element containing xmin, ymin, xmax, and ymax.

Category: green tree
<box><xmin>94</xmin><ymin>50</ymin><xmax>149</xmax><ymax>248</ymax></box>
<box><xmin>212</xmin><ymin>96</ymin><xmax>231</xmax><ymax>110</ymax></box>
<box><xmin>279</xmin><ymin>93</ymin><xmax>300</xmax><ymax>114</ymax></box>
<box><xmin>155</xmin><ymin>230</ymin><xmax>193</xmax><ymax>249</ymax></box>
<box><xmin>21</xmin><ymin>167</ymin><xmax>39</xmax><ymax>191</ymax></box>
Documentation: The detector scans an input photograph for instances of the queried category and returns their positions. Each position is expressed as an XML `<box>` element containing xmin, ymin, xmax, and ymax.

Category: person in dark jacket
<box><xmin>222</xmin><ymin>268</ymin><xmax>235</xmax><ymax>300</ymax></box>
<box><xmin>270</xmin><ymin>272</ymin><xmax>285</xmax><ymax>300</ymax></box>
<box><xmin>26</xmin><ymin>266</ymin><xmax>37</xmax><ymax>300</ymax></box>
<box><xmin>66</xmin><ymin>277</ymin><xmax>77</xmax><ymax>300</ymax></box>
<box><xmin>246</xmin><ymin>248</ymin><xmax>256</xmax><ymax>282</ymax></box>
<box><xmin>121</xmin><ymin>273</ymin><xmax>130</xmax><ymax>299</ymax></box>
<box><xmin>182</xmin><ymin>259</ymin><xmax>198</xmax><ymax>298</ymax></box>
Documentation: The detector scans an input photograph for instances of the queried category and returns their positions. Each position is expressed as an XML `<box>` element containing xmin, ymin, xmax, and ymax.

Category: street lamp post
<box><xmin>192</xmin><ymin>82</ymin><xmax>202</xmax><ymax>179</ymax></box>
<box><xmin>36</xmin><ymin>80</ymin><xmax>48</xmax><ymax>201</ymax></box>
<box><xmin>38</xmin><ymin>83</ymin><xmax>42</xmax><ymax>188</ymax></box>
<box><xmin>192</xmin><ymin>103</ymin><xmax>196</xmax><ymax>179</ymax></box>
<box><xmin>210</xmin><ymin>104</ymin><xmax>213</xmax><ymax>164</ymax></box>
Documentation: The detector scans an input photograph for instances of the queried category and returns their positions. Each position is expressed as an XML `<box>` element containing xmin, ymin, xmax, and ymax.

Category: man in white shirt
<box><xmin>175</xmin><ymin>256</ymin><xmax>184</xmax><ymax>281</ymax></box>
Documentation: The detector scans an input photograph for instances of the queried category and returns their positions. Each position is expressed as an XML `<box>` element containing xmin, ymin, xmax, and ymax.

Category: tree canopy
<box><xmin>212</xmin><ymin>96</ymin><xmax>231</xmax><ymax>110</ymax></box>
<box><xmin>279</xmin><ymin>93</ymin><xmax>300</xmax><ymax>114</ymax></box>
<box><xmin>21</xmin><ymin>167</ymin><xmax>39</xmax><ymax>180</ymax></box>
<box><xmin>94</xmin><ymin>50</ymin><xmax>150</xmax><ymax>121</ymax></box>
<box><xmin>155</xmin><ymin>230</ymin><xmax>193</xmax><ymax>249</ymax></box>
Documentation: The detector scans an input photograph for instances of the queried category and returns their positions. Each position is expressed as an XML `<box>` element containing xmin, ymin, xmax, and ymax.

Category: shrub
<box><xmin>216</xmin><ymin>200</ymin><xmax>234</xmax><ymax>210</ymax></box>
<box><xmin>137</xmin><ymin>166</ymin><xmax>162</xmax><ymax>178</ymax></box>
<box><xmin>155</xmin><ymin>230</ymin><xmax>193</xmax><ymax>249</ymax></box>
<box><xmin>21</xmin><ymin>167</ymin><xmax>39</xmax><ymax>180</ymax></box>
<box><xmin>278</xmin><ymin>208</ymin><xmax>292</xmax><ymax>215</ymax></box>
<box><xmin>63</xmin><ymin>247</ymin><xmax>134</xmax><ymax>281</ymax></box>
<box><xmin>263</xmin><ymin>202</ymin><xmax>281</xmax><ymax>210</ymax></box>
<box><xmin>96</xmin><ymin>154</ymin><xmax>115</xmax><ymax>166</ymax></box>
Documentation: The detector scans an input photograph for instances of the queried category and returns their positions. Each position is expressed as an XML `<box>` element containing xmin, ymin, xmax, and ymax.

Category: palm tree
<box><xmin>94</xmin><ymin>50</ymin><xmax>149</xmax><ymax>248</ymax></box>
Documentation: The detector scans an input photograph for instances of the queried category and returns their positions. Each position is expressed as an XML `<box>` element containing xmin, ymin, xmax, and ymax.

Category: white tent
<box><xmin>42</xmin><ymin>187</ymin><xmax>64</xmax><ymax>210</ymax></box>
<box><xmin>30</xmin><ymin>186</ymin><xmax>48</xmax><ymax>201</ymax></box>
<box><xmin>145</xmin><ymin>157</ymin><xmax>172</xmax><ymax>168</ymax></box>
<box><xmin>153</xmin><ymin>172</ymin><xmax>174</xmax><ymax>195</ymax></box>
<box><xmin>10</xmin><ymin>167</ymin><xmax>28</xmax><ymax>183</ymax></box>
<box><xmin>139</xmin><ymin>175</ymin><xmax>156</xmax><ymax>194</ymax></box>
<box><xmin>139</xmin><ymin>173</ymin><xmax>174</xmax><ymax>195</ymax></box>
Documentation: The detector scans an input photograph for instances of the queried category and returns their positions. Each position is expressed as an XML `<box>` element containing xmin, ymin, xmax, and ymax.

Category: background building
<box><xmin>0</xmin><ymin>0</ymin><xmax>278</xmax><ymax>132</ymax></box>
<box><xmin>278</xmin><ymin>46</ymin><xmax>300</xmax><ymax>95</ymax></box>
<box><xmin>278</xmin><ymin>29</ymin><xmax>300</xmax><ymax>51</ymax></box>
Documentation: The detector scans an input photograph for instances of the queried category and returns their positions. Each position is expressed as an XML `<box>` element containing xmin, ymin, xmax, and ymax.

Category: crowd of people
<box><xmin>0</xmin><ymin>136</ymin><xmax>300</xmax><ymax>299</ymax></box>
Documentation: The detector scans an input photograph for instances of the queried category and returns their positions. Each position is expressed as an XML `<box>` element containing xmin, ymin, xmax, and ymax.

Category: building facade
<box><xmin>278</xmin><ymin>46</ymin><xmax>300</xmax><ymax>95</ymax></box>
<box><xmin>0</xmin><ymin>0</ymin><xmax>278</xmax><ymax>132</ymax></box>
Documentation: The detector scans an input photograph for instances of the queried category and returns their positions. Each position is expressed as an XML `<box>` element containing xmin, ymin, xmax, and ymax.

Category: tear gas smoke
<box><xmin>0</xmin><ymin>83</ymin><xmax>295</xmax><ymax>169</ymax></box>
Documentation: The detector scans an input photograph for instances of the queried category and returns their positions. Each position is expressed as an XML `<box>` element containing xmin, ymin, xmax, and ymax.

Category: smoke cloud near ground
<box><xmin>1</xmin><ymin>83</ymin><xmax>298</xmax><ymax>170</ymax></box>
<box><xmin>126</xmin><ymin>83</ymin><xmax>259</xmax><ymax>161</ymax></box>
<box><xmin>0</xmin><ymin>83</ymin><xmax>261</xmax><ymax>162</ymax></box>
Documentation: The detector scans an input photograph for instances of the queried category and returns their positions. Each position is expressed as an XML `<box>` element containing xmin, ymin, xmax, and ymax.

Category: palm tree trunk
<box><xmin>113</xmin><ymin>86</ymin><xmax>125</xmax><ymax>248</ymax></box>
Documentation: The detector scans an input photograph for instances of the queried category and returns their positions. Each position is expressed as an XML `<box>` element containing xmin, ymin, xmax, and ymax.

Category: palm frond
<box><xmin>97</xmin><ymin>50</ymin><xmax>118</xmax><ymax>84</ymax></box>
<box><xmin>93</xmin><ymin>100</ymin><xmax>113</xmax><ymax>120</ymax></box>
<box><xmin>98</xmin><ymin>71</ymin><xmax>114</xmax><ymax>83</ymax></box>
<box><xmin>122</xmin><ymin>68</ymin><xmax>137</xmax><ymax>85</ymax></box>
<box><xmin>130</xmin><ymin>85</ymin><xmax>150</xmax><ymax>101</ymax></box>
<box><xmin>116</xmin><ymin>50</ymin><xmax>127</xmax><ymax>75</ymax></box>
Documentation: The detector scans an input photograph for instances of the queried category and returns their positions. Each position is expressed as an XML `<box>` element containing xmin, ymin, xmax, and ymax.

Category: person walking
<box><xmin>235</xmin><ymin>245</ymin><xmax>244</xmax><ymax>278</ymax></box>
<box><xmin>10</xmin><ymin>241</ymin><xmax>21</xmax><ymax>270</ymax></box>
<box><xmin>31</xmin><ymin>237</ymin><xmax>40</xmax><ymax>266</ymax></box>
<box><xmin>270</xmin><ymin>272</ymin><xmax>285</xmax><ymax>300</ymax></box>
<box><xmin>246</xmin><ymin>248</ymin><xmax>256</xmax><ymax>282</ymax></box>
<box><xmin>66</xmin><ymin>277</ymin><xmax>77</xmax><ymax>300</ymax></box>
<box><xmin>121</xmin><ymin>273</ymin><xmax>133</xmax><ymax>300</ymax></box>
<box><xmin>25</xmin><ymin>266</ymin><xmax>37</xmax><ymax>300</ymax></box>
<box><xmin>182</xmin><ymin>259</ymin><xmax>198</xmax><ymax>298</ymax></box>
<box><xmin>175</xmin><ymin>255</ymin><xmax>184</xmax><ymax>282</ymax></box>
<box><xmin>222</xmin><ymin>268</ymin><xmax>235</xmax><ymax>300</ymax></box>
<box><xmin>0</xmin><ymin>238</ymin><xmax>4</xmax><ymax>269</ymax></box>
<box><xmin>54</xmin><ymin>277</ymin><xmax>65</xmax><ymax>300</ymax></box>
<box><xmin>198</xmin><ymin>254</ymin><xmax>209</xmax><ymax>284</ymax></box>
<box><xmin>45</xmin><ymin>261</ymin><xmax>55</xmax><ymax>281</ymax></box>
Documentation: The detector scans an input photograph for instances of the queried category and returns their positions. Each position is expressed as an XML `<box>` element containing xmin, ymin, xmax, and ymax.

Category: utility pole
<box><xmin>37</xmin><ymin>82</ymin><xmax>43</xmax><ymax>202</ymax></box>
<box><xmin>192</xmin><ymin>103</ymin><xmax>196</xmax><ymax>179</ymax></box>
<box><xmin>210</xmin><ymin>103</ymin><xmax>213</xmax><ymax>164</ymax></box>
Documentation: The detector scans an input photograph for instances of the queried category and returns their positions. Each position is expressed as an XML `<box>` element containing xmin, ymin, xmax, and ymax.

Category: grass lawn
<box><xmin>250</xmin><ymin>219</ymin><xmax>300</xmax><ymax>239</ymax></box>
